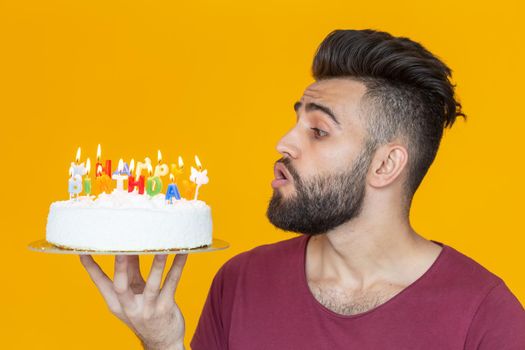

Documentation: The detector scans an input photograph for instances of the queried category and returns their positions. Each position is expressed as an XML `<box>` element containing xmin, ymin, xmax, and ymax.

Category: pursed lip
<box><xmin>274</xmin><ymin>162</ymin><xmax>292</xmax><ymax>181</ymax></box>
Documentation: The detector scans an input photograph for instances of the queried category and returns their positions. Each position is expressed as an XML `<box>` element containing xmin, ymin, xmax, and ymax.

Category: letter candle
<box><xmin>122</xmin><ymin>161</ymin><xmax>130</xmax><ymax>175</ymax></box>
<box><xmin>71</xmin><ymin>147</ymin><xmax>87</xmax><ymax>176</ymax></box>
<box><xmin>68</xmin><ymin>166</ymin><xmax>82</xmax><ymax>199</ymax></box>
<box><xmin>135</xmin><ymin>157</ymin><xmax>151</xmax><ymax>178</ymax></box>
<box><xmin>170</xmin><ymin>156</ymin><xmax>184</xmax><ymax>182</ymax></box>
<box><xmin>128</xmin><ymin>159</ymin><xmax>145</xmax><ymax>194</ymax></box>
<box><xmin>96</xmin><ymin>164</ymin><xmax>112</xmax><ymax>193</ymax></box>
<box><xmin>95</xmin><ymin>144</ymin><xmax>112</xmax><ymax>178</ymax></box>
<box><xmin>154</xmin><ymin>150</ymin><xmax>169</xmax><ymax>177</ymax></box>
<box><xmin>146</xmin><ymin>163</ymin><xmax>162</xmax><ymax>196</ymax></box>
<box><xmin>172</xmin><ymin>156</ymin><xmax>194</xmax><ymax>199</ymax></box>
<box><xmin>111</xmin><ymin>158</ymin><xmax>128</xmax><ymax>191</ymax></box>
<box><xmin>83</xmin><ymin>158</ymin><xmax>92</xmax><ymax>195</ymax></box>
<box><xmin>165</xmin><ymin>173</ymin><xmax>181</xmax><ymax>203</ymax></box>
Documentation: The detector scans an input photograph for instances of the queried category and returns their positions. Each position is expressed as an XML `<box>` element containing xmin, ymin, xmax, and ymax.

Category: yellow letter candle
<box><xmin>154</xmin><ymin>150</ymin><xmax>169</xmax><ymax>177</ymax></box>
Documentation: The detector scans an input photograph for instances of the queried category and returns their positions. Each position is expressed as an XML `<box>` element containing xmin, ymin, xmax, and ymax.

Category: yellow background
<box><xmin>1</xmin><ymin>0</ymin><xmax>523</xmax><ymax>348</ymax></box>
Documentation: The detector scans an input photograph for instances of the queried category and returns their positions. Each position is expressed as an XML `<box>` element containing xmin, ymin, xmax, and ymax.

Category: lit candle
<box><xmin>165</xmin><ymin>173</ymin><xmax>181</xmax><ymax>203</ymax></box>
<box><xmin>146</xmin><ymin>163</ymin><xmax>163</xmax><ymax>196</ymax></box>
<box><xmin>96</xmin><ymin>164</ymin><xmax>112</xmax><ymax>193</ymax></box>
<box><xmin>122</xmin><ymin>161</ymin><xmax>130</xmax><ymax>175</ymax></box>
<box><xmin>128</xmin><ymin>159</ymin><xmax>145</xmax><ymax>194</ymax></box>
<box><xmin>83</xmin><ymin>158</ymin><xmax>92</xmax><ymax>195</ymax></box>
<box><xmin>170</xmin><ymin>156</ymin><xmax>184</xmax><ymax>183</ymax></box>
<box><xmin>111</xmin><ymin>158</ymin><xmax>128</xmax><ymax>191</ymax></box>
<box><xmin>181</xmin><ymin>179</ymin><xmax>196</xmax><ymax>200</ymax></box>
<box><xmin>68</xmin><ymin>166</ymin><xmax>82</xmax><ymax>199</ymax></box>
<box><xmin>95</xmin><ymin>144</ymin><xmax>112</xmax><ymax>178</ymax></box>
<box><xmin>195</xmin><ymin>155</ymin><xmax>202</xmax><ymax>171</ymax></box>
<box><xmin>172</xmin><ymin>156</ymin><xmax>194</xmax><ymax>199</ymax></box>
<box><xmin>70</xmin><ymin>147</ymin><xmax>87</xmax><ymax>176</ymax></box>
<box><xmin>189</xmin><ymin>155</ymin><xmax>209</xmax><ymax>200</ymax></box>
<box><xmin>135</xmin><ymin>157</ymin><xmax>151</xmax><ymax>178</ymax></box>
<box><xmin>154</xmin><ymin>150</ymin><xmax>169</xmax><ymax>177</ymax></box>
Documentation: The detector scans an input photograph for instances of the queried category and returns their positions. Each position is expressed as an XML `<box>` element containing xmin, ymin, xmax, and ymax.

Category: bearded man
<box><xmin>80</xmin><ymin>29</ymin><xmax>525</xmax><ymax>350</ymax></box>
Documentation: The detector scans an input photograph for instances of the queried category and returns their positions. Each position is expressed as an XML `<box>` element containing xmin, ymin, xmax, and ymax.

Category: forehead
<box><xmin>300</xmin><ymin>78</ymin><xmax>367</xmax><ymax>127</ymax></box>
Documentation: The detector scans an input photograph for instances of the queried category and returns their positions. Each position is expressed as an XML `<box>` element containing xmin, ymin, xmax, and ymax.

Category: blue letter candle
<box><xmin>165</xmin><ymin>183</ymin><xmax>181</xmax><ymax>202</ymax></box>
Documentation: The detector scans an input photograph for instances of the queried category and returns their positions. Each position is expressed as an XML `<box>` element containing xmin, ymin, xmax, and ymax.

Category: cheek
<box><xmin>302</xmin><ymin>138</ymin><xmax>359</xmax><ymax>175</ymax></box>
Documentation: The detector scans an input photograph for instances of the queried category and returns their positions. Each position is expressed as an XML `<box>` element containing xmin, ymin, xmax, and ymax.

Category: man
<box><xmin>80</xmin><ymin>29</ymin><xmax>525</xmax><ymax>349</ymax></box>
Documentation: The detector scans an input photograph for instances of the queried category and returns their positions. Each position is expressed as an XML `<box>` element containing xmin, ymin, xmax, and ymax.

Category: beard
<box><xmin>266</xmin><ymin>144</ymin><xmax>375</xmax><ymax>235</ymax></box>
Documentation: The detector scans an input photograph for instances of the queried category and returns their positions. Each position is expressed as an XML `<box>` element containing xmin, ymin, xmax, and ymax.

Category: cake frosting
<box><xmin>46</xmin><ymin>190</ymin><xmax>213</xmax><ymax>251</ymax></box>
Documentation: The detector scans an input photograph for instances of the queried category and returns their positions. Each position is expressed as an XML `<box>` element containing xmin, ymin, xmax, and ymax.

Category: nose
<box><xmin>276</xmin><ymin>128</ymin><xmax>300</xmax><ymax>159</ymax></box>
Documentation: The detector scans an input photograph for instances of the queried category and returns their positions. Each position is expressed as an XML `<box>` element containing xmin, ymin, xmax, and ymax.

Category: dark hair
<box><xmin>312</xmin><ymin>29</ymin><xmax>466</xmax><ymax>201</ymax></box>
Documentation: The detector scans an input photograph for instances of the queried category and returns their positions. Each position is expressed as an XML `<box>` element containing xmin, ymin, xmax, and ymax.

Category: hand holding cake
<box><xmin>80</xmin><ymin>253</ymin><xmax>188</xmax><ymax>350</ymax></box>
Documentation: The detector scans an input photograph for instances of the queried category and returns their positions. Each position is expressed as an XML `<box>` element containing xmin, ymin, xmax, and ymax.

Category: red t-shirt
<box><xmin>190</xmin><ymin>235</ymin><xmax>525</xmax><ymax>349</ymax></box>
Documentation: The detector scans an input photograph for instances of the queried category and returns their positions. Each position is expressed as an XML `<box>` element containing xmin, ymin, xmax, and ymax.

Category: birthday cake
<box><xmin>45</xmin><ymin>145</ymin><xmax>212</xmax><ymax>251</ymax></box>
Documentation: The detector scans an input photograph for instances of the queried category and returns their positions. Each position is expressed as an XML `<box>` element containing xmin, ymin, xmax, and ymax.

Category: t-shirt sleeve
<box><xmin>190</xmin><ymin>264</ymin><xmax>229</xmax><ymax>350</ymax></box>
<box><xmin>190</xmin><ymin>252</ymin><xmax>248</xmax><ymax>350</ymax></box>
<box><xmin>464</xmin><ymin>281</ymin><xmax>525</xmax><ymax>350</ymax></box>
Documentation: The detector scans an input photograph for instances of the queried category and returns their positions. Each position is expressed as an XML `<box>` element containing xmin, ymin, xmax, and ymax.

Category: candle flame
<box><xmin>170</xmin><ymin>173</ymin><xmax>174</xmax><ymax>182</ymax></box>
<box><xmin>147</xmin><ymin>162</ymin><xmax>153</xmax><ymax>176</ymax></box>
<box><xmin>75</xmin><ymin>147</ymin><xmax>81</xmax><ymax>164</ymax></box>
<box><xmin>129</xmin><ymin>159</ymin><xmax>135</xmax><ymax>175</ymax></box>
<box><xmin>118</xmin><ymin>158</ymin><xmax>124</xmax><ymax>172</ymax></box>
<box><xmin>157</xmin><ymin>150</ymin><xmax>162</xmax><ymax>164</ymax></box>
<box><xmin>86</xmin><ymin>158</ymin><xmax>91</xmax><ymax>175</ymax></box>
<box><xmin>178</xmin><ymin>156</ymin><xmax>184</xmax><ymax>169</ymax></box>
<box><xmin>195</xmin><ymin>155</ymin><xmax>202</xmax><ymax>170</ymax></box>
<box><xmin>97</xmin><ymin>164</ymin><xmax>103</xmax><ymax>176</ymax></box>
<box><xmin>69</xmin><ymin>166</ymin><xmax>73</xmax><ymax>177</ymax></box>
<box><xmin>96</xmin><ymin>144</ymin><xmax>101</xmax><ymax>161</ymax></box>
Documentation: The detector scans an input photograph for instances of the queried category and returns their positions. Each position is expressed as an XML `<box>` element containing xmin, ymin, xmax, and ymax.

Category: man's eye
<box><xmin>311</xmin><ymin>127</ymin><xmax>328</xmax><ymax>138</ymax></box>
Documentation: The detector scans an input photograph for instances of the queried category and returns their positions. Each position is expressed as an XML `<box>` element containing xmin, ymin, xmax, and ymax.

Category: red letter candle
<box><xmin>127</xmin><ymin>159</ymin><xmax>145</xmax><ymax>194</ymax></box>
<box><xmin>95</xmin><ymin>144</ymin><xmax>112</xmax><ymax>178</ymax></box>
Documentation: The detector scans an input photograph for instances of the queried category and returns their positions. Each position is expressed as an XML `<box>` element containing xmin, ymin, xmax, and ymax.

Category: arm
<box><xmin>464</xmin><ymin>281</ymin><xmax>525</xmax><ymax>349</ymax></box>
<box><xmin>190</xmin><ymin>264</ymin><xmax>229</xmax><ymax>350</ymax></box>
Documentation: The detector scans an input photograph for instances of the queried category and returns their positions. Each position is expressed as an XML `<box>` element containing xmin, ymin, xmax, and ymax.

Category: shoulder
<box><xmin>462</xmin><ymin>273</ymin><xmax>525</xmax><ymax>348</ymax></box>
<box><xmin>216</xmin><ymin>235</ymin><xmax>306</xmax><ymax>280</ymax></box>
<box><xmin>433</xmin><ymin>243</ymin><xmax>524</xmax><ymax>323</ymax></box>
<box><xmin>436</xmin><ymin>243</ymin><xmax>505</xmax><ymax>293</ymax></box>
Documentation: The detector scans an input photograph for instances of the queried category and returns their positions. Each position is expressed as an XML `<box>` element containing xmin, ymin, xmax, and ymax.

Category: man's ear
<box><xmin>368</xmin><ymin>144</ymin><xmax>408</xmax><ymax>188</ymax></box>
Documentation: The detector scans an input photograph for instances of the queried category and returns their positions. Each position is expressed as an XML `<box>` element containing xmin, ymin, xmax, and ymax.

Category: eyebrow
<box><xmin>293</xmin><ymin>101</ymin><xmax>341</xmax><ymax>126</ymax></box>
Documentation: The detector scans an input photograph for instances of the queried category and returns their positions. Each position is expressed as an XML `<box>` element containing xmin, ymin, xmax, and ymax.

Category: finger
<box><xmin>113</xmin><ymin>255</ymin><xmax>137</xmax><ymax>313</ymax></box>
<box><xmin>159</xmin><ymin>254</ymin><xmax>188</xmax><ymax>303</ymax></box>
<box><xmin>79</xmin><ymin>255</ymin><xmax>123</xmax><ymax>313</ymax></box>
<box><xmin>143</xmin><ymin>254</ymin><xmax>168</xmax><ymax>304</ymax></box>
<box><xmin>127</xmin><ymin>255</ymin><xmax>145</xmax><ymax>293</ymax></box>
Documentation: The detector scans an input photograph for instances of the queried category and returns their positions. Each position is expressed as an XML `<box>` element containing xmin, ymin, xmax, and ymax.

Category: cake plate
<box><xmin>27</xmin><ymin>238</ymin><xmax>230</xmax><ymax>255</ymax></box>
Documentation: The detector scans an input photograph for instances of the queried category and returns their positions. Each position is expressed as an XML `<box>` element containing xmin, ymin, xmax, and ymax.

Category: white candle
<box><xmin>70</xmin><ymin>146</ymin><xmax>87</xmax><ymax>177</ymax></box>
<box><xmin>135</xmin><ymin>157</ymin><xmax>151</xmax><ymax>177</ymax></box>
<box><xmin>68</xmin><ymin>166</ymin><xmax>83</xmax><ymax>200</ymax></box>
<box><xmin>190</xmin><ymin>156</ymin><xmax>209</xmax><ymax>200</ymax></box>
<box><xmin>111</xmin><ymin>158</ymin><xmax>128</xmax><ymax>191</ymax></box>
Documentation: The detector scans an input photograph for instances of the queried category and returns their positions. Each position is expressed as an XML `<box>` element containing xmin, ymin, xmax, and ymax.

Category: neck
<box><xmin>307</xmin><ymin>199</ymin><xmax>439</xmax><ymax>290</ymax></box>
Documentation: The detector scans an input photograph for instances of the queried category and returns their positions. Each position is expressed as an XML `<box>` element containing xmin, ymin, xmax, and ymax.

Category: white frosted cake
<box><xmin>46</xmin><ymin>190</ymin><xmax>213</xmax><ymax>251</ymax></box>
